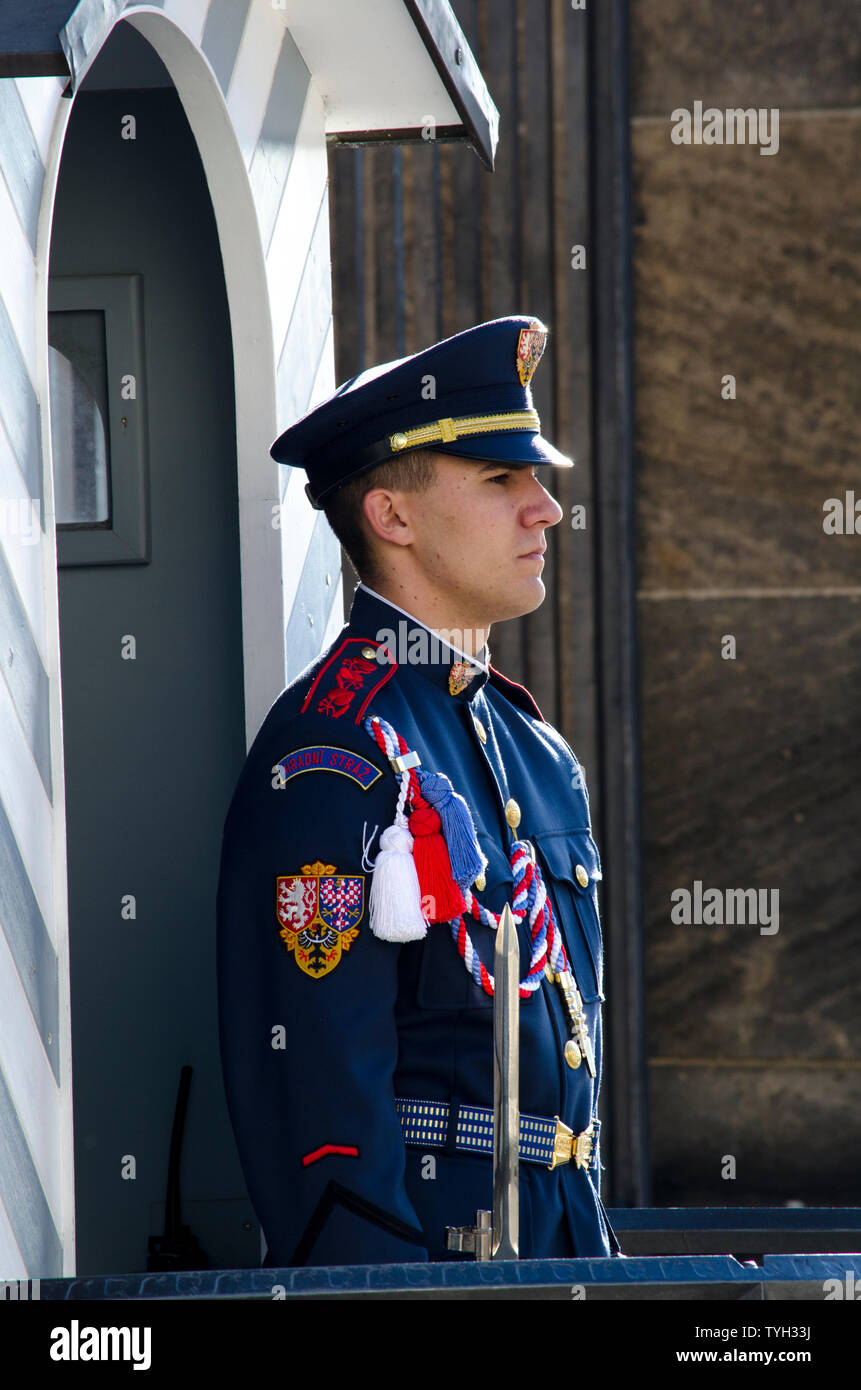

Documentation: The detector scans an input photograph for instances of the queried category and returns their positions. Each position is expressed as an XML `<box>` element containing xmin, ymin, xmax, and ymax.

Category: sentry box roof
<box><xmin>0</xmin><ymin>0</ymin><xmax>498</xmax><ymax>169</ymax></box>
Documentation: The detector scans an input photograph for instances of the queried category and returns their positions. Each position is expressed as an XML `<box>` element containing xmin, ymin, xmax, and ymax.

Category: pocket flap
<box><xmin>531</xmin><ymin>829</ymin><xmax>602</xmax><ymax>893</ymax></box>
<box><xmin>531</xmin><ymin>829</ymin><xmax>604</xmax><ymax>1001</ymax></box>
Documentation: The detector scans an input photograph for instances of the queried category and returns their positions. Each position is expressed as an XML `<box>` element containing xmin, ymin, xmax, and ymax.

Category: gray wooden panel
<box><xmin>326</xmin><ymin>147</ymin><xmax>360</xmax><ymax>372</ymax></box>
<box><xmin>372</xmin><ymin>139</ymin><xmax>400</xmax><ymax>359</ymax></box>
<box><xmin>401</xmin><ymin>143</ymin><xmax>436</xmax><ymax>355</ymax></box>
<box><xmin>0</xmin><ymin>792</ymin><xmax>59</xmax><ymax>1085</ymax></box>
<box><xmin>548</xmin><ymin>0</ymin><xmax>596</xmax><ymax>770</ymax></box>
<box><xmin>514</xmin><ymin>0</ymin><xmax>559</xmax><ymax>718</ymax></box>
<box><xmin>0</xmin><ymin>1062</ymin><xmax>62</xmax><ymax>1276</ymax></box>
<box><xmin>587</xmin><ymin>0</ymin><xmax>648</xmax><ymax>1206</ymax></box>
<box><xmin>0</xmin><ymin>542</ymin><xmax>52</xmax><ymax>798</ymax></box>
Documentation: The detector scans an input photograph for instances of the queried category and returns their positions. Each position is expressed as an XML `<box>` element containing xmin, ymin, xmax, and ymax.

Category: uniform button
<box><xmin>574</xmin><ymin>863</ymin><xmax>589</xmax><ymax>888</ymax></box>
<box><xmin>504</xmin><ymin>798</ymin><xmax>521</xmax><ymax>829</ymax></box>
<box><xmin>361</xmin><ymin>645</ymin><xmax>377</xmax><ymax>660</ymax></box>
<box><xmin>474</xmin><ymin>872</ymin><xmax>487</xmax><ymax>892</ymax></box>
<box><xmin>473</xmin><ymin>715</ymin><xmax>487</xmax><ymax>743</ymax></box>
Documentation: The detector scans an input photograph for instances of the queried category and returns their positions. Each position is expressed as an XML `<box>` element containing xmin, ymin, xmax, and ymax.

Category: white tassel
<box><xmin>369</xmin><ymin>823</ymin><xmax>428</xmax><ymax>942</ymax></box>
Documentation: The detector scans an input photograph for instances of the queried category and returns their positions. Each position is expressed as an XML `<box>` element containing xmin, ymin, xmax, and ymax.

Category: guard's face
<box><xmin>398</xmin><ymin>452</ymin><xmax>565</xmax><ymax>625</ymax></box>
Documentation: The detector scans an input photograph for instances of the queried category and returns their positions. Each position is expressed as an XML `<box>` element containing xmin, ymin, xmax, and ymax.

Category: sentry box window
<box><xmin>48</xmin><ymin>274</ymin><xmax>149</xmax><ymax>566</ymax></box>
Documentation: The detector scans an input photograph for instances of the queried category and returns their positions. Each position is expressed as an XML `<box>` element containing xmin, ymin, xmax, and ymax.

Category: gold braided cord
<box><xmin>389</xmin><ymin>409</ymin><xmax>540</xmax><ymax>451</ymax></box>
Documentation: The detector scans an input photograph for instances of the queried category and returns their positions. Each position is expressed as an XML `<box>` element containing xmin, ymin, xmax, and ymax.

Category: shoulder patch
<box><xmin>301</xmin><ymin>637</ymin><xmax>397</xmax><ymax>722</ymax></box>
<box><xmin>487</xmin><ymin>664</ymin><xmax>545</xmax><ymax>722</ymax></box>
<box><xmin>276</xmin><ymin>862</ymin><xmax>365</xmax><ymax>978</ymax></box>
<box><xmin>275</xmin><ymin>745</ymin><xmax>382</xmax><ymax>790</ymax></box>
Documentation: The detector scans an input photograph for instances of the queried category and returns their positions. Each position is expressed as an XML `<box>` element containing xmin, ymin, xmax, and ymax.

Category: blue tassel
<box><xmin>416</xmin><ymin>769</ymin><xmax>486</xmax><ymax>889</ymax></box>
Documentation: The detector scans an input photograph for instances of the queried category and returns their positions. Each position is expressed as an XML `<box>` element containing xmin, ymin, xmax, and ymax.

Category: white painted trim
<box><xmin>0</xmin><ymin>176</ymin><xmax>37</xmax><ymax>391</ymax></box>
<box><xmin>124</xmin><ymin>7</ymin><xmax>289</xmax><ymax>741</ymax></box>
<box><xmin>30</xmin><ymin>71</ymin><xmax>77</xmax><ymax>1279</ymax></box>
<box><xmin>281</xmin><ymin>0</ymin><xmax>460</xmax><ymax>132</ymax></box>
<box><xmin>12</xmin><ymin>78</ymin><xmax>65</xmax><ymax>168</ymax></box>
<box><xmin>0</xmin><ymin>1198</ymin><xmax>28</xmax><ymax>1282</ymax></box>
<box><xmin>0</xmin><ymin>923</ymin><xmax>63</xmax><ymax>1235</ymax></box>
<box><xmin>306</xmin><ymin>312</ymin><xmax>336</xmax><ymax>411</ymax></box>
<box><xmin>0</xmin><ymin>666</ymin><xmax>55</xmax><ymax>943</ymax></box>
<box><xmin>275</xmin><ymin>183</ymin><xmax>336</xmax><ymax>619</ymax></box>
<box><xmin>320</xmin><ymin>573</ymin><xmax>345</xmax><ymax>648</ymax></box>
<box><xmin>297</xmin><ymin>312</ymin><xmax>342</xmax><ymax>646</ymax></box>
<box><xmin>0</xmin><ymin>420</ymin><xmax>46</xmax><ymax>667</ymax></box>
<box><xmin>279</xmin><ymin>466</ymin><xmax>318</xmax><ymax>618</ymax></box>
<box><xmin>226</xmin><ymin>0</ymin><xmax>286</xmax><ymax>171</ymax></box>
<box><xmin>163</xmin><ymin>0</ymin><xmax>213</xmax><ymax>47</ymax></box>
<box><xmin>266</xmin><ymin>83</ymin><xmax>329</xmax><ymax>364</ymax></box>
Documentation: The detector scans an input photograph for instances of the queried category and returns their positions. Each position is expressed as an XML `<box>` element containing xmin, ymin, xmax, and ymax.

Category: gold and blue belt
<box><xmin>395</xmin><ymin>1098</ymin><xmax>599</xmax><ymax>1172</ymax></box>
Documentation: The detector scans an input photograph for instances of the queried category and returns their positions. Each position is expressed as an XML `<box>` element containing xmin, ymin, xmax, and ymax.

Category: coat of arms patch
<box><xmin>276</xmin><ymin>862</ymin><xmax>364</xmax><ymax>978</ymax></box>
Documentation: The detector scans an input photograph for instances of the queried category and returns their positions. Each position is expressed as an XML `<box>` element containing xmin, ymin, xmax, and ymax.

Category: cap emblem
<box><xmin>516</xmin><ymin>321</ymin><xmax>547</xmax><ymax>386</ymax></box>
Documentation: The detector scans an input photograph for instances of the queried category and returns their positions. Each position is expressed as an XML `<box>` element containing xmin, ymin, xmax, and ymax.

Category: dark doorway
<box><xmin>49</xmin><ymin>27</ymin><xmax>255</xmax><ymax>1273</ymax></box>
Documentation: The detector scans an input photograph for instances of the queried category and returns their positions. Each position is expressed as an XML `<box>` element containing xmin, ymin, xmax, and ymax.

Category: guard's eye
<box><xmin>486</xmin><ymin>471</ymin><xmax>512</xmax><ymax>485</ymax></box>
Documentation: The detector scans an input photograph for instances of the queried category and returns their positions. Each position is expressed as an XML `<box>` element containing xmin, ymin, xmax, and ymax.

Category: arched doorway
<box><xmin>48</xmin><ymin>19</ymin><xmax>258</xmax><ymax>1274</ymax></box>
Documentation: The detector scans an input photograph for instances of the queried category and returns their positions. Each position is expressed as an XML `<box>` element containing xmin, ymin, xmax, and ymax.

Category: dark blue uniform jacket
<box><xmin>217</xmin><ymin>585</ymin><xmax>619</xmax><ymax>1266</ymax></box>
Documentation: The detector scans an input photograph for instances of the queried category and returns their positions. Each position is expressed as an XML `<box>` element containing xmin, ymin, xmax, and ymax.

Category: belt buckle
<box><xmin>548</xmin><ymin>1117</ymin><xmax>594</xmax><ymax>1171</ymax></box>
<box><xmin>573</xmin><ymin>1123</ymin><xmax>594</xmax><ymax>1171</ymax></box>
<box><xmin>548</xmin><ymin>1117</ymin><xmax>573</xmax><ymax>1169</ymax></box>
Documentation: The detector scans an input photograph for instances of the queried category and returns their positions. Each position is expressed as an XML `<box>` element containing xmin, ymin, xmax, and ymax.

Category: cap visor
<box><xmin>432</xmin><ymin>432</ymin><xmax>574</xmax><ymax>468</ymax></box>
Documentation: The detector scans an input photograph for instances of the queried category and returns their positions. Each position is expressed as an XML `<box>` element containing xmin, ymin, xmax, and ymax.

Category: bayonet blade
<box><xmin>492</xmin><ymin>903</ymin><xmax>520</xmax><ymax>1259</ymax></box>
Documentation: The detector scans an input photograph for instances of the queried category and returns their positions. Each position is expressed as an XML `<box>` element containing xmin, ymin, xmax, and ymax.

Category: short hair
<box><xmin>322</xmin><ymin>448</ymin><xmax>438</xmax><ymax>583</ymax></box>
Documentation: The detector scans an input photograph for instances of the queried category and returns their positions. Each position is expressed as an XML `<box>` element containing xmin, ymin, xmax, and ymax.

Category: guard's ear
<box><xmin>361</xmin><ymin>487</ymin><xmax>415</xmax><ymax>550</ymax></box>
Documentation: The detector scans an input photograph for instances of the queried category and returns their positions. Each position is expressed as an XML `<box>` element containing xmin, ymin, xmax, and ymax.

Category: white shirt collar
<box><xmin>356</xmin><ymin>581</ymin><xmax>490</xmax><ymax>673</ymax></box>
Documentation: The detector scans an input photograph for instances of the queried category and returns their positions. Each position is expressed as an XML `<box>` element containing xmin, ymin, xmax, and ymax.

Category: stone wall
<box><xmin>630</xmin><ymin>1</ymin><xmax>861</xmax><ymax>1204</ymax></box>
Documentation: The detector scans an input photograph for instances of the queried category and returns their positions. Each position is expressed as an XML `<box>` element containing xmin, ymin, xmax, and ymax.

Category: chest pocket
<box><xmin>415</xmin><ymin>838</ymin><xmax>520</xmax><ymax>1011</ymax></box>
<box><xmin>531</xmin><ymin>829</ymin><xmax>604</xmax><ymax>1003</ymax></box>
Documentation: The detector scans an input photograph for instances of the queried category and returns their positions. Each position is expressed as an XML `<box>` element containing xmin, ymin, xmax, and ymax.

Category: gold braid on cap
<box><xmin>389</xmin><ymin>409</ymin><xmax>540</xmax><ymax>453</ymax></box>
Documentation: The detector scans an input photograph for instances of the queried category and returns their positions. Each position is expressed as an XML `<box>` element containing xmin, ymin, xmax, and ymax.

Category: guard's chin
<box><xmin>495</xmin><ymin>577</ymin><xmax>546</xmax><ymax>623</ymax></box>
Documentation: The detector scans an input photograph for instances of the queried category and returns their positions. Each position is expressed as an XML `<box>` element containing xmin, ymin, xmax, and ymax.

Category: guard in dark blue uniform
<box><xmin>217</xmin><ymin>316</ymin><xmax>620</xmax><ymax>1266</ymax></box>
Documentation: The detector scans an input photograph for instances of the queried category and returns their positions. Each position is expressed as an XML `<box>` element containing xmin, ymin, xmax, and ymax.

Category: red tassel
<box><xmin>408</xmin><ymin>802</ymin><xmax>466</xmax><ymax>922</ymax></box>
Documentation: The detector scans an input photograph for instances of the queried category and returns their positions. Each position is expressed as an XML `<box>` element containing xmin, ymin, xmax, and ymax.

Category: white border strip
<box><xmin>0</xmin><ymin>923</ymin><xmax>62</xmax><ymax>1234</ymax></box>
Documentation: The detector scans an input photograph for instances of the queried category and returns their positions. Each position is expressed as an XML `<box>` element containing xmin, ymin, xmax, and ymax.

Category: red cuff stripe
<box><xmin>302</xmin><ymin>1144</ymin><xmax>360</xmax><ymax>1168</ymax></box>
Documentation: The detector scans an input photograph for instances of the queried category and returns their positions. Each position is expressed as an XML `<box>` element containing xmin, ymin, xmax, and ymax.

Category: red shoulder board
<box><xmin>487</xmin><ymin>664</ymin><xmax>545</xmax><ymax>722</ymax></box>
<box><xmin>301</xmin><ymin>637</ymin><xmax>397</xmax><ymax>722</ymax></box>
